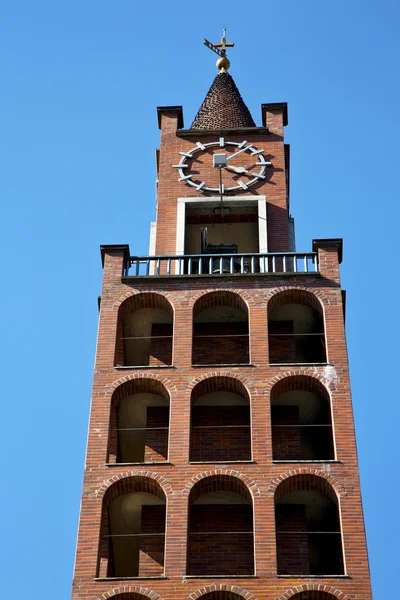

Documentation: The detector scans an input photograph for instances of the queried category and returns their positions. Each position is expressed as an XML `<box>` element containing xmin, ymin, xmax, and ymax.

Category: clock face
<box><xmin>172</xmin><ymin>138</ymin><xmax>271</xmax><ymax>193</ymax></box>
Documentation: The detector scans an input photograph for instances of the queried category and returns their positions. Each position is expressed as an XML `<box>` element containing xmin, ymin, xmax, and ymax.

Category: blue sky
<box><xmin>0</xmin><ymin>1</ymin><xmax>399</xmax><ymax>598</ymax></box>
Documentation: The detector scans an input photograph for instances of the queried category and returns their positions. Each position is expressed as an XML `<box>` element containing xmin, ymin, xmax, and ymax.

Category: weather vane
<box><xmin>204</xmin><ymin>28</ymin><xmax>234</xmax><ymax>72</ymax></box>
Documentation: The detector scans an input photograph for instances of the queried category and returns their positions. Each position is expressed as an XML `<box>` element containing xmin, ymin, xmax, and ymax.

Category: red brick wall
<box><xmin>275</xmin><ymin>504</ymin><xmax>309</xmax><ymax>574</ymax></box>
<box><xmin>268</xmin><ymin>320</ymin><xmax>296</xmax><ymax>363</ymax></box>
<box><xmin>139</xmin><ymin>505</ymin><xmax>166</xmax><ymax>576</ymax></box>
<box><xmin>271</xmin><ymin>405</ymin><xmax>302</xmax><ymax>460</ymax></box>
<box><xmin>71</xmin><ymin>241</ymin><xmax>373</xmax><ymax>599</ymax></box>
<box><xmin>149</xmin><ymin>324</ymin><xmax>173</xmax><ymax>366</ymax></box>
<box><xmin>190</xmin><ymin>405</ymin><xmax>251</xmax><ymax>462</ymax></box>
<box><xmin>193</xmin><ymin>322</ymin><xmax>249</xmax><ymax>365</ymax></box>
<box><xmin>187</xmin><ymin>504</ymin><xmax>254</xmax><ymax>576</ymax></box>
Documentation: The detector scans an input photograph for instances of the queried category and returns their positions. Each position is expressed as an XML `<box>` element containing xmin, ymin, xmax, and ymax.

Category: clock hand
<box><xmin>224</xmin><ymin>165</ymin><xmax>248</xmax><ymax>174</ymax></box>
<box><xmin>225</xmin><ymin>145</ymin><xmax>253</xmax><ymax>162</ymax></box>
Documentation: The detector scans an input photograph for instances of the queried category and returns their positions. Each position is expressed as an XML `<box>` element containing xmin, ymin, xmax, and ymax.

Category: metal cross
<box><xmin>214</xmin><ymin>28</ymin><xmax>234</xmax><ymax>53</ymax></box>
<box><xmin>204</xmin><ymin>28</ymin><xmax>234</xmax><ymax>58</ymax></box>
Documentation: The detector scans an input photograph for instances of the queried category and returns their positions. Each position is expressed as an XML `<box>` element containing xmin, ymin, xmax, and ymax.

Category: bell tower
<box><xmin>71</xmin><ymin>34</ymin><xmax>372</xmax><ymax>600</ymax></box>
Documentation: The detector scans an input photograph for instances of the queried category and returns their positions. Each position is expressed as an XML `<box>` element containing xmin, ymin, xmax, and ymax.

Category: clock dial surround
<box><xmin>173</xmin><ymin>139</ymin><xmax>271</xmax><ymax>193</ymax></box>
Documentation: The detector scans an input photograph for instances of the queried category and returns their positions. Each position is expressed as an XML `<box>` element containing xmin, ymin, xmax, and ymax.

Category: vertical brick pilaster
<box><xmin>313</xmin><ymin>238</ymin><xmax>343</xmax><ymax>284</ymax></box>
<box><xmin>249</xmin><ymin>305</ymin><xmax>269</xmax><ymax>366</ymax></box>
<box><xmin>97</xmin><ymin>245</ymin><xmax>130</xmax><ymax>370</ymax></box>
<box><xmin>172</xmin><ymin>305</ymin><xmax>192</xmax><ymax>369</ymax></box>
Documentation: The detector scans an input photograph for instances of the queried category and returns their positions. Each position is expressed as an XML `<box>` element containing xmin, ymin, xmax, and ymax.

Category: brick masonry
<box><xmin>71</xmin><ymin>101</ymin><xmax>372</xmax><ymax>600</ymax></box>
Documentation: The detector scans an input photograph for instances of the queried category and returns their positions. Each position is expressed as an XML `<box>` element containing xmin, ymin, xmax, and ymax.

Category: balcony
<box><xmin>124</xmin><ymin>252</ymin><xmax>319</xmax><ymax>277</ymax></box>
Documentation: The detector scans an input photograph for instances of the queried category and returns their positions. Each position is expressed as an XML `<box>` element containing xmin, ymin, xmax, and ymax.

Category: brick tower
<box><xmin>71</xmin><ymin>36</ymin><xmax>372</xmax><ymax>600</ymax></box>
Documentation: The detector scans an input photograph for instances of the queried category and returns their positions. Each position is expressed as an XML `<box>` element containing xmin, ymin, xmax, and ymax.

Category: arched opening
<box><xmin>115</xmin><ymin>293</ymin><xmax>174</xmax><ymax>367</ymax></box>
<box><xmin>192</xmin><ymin>292</ymin><xmax>249</xmax><ymax>365</ymax></box>
<box><xmin>268</xmin><ymin>290</ymin><xmax>326</xmax><ymax>364</ymax></box>
<box><xmin>108</xmin><ymin>379</ymin><xmax>170</xmax><ymax>464</ymax></box>
<box><xmin>190</xmin><ymin>377</ymin><xmax>251</xmax><ymax>462</ymax></box>
<box><xmin>288</xmin><ymin>593</ymin><xmax>341</xmax><ymax>600</ymax></box>
<box><xmin>271</xmin><ymin>376</ymin><xmax>334</xmax><ymax>461</ymax></box>
<box><xmin>275</xmin><ymin>475</ymin><xmax>344</xmax><ymax>575</ymax></box>
<box><xmin>187</xmin><ymin>475</ymin><xmax>254</xmax><ymax>576</ymax></box>
<box><xmin>99</xmin><ymin>477</ymin><xmax>167</xmax><ymax>578</ymax></box>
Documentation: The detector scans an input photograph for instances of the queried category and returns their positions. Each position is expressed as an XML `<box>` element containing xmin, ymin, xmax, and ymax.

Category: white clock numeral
<box><xmin>196</xmin><ymin>142</ymin><xmax>206</xmax><ymax>150</ymax></box>
<box><xmin>257</xmin><ymin>159</ymin><xmax>272</xmax><ymax>166</ymax></box>
<box><xmin>251</xmin><ymin>149</ymin><xmax>265</xmax><ymax>155</ymax></box>
<box><xmin>239</xmin><ymin>181</ymin><xmax>248</xmax><ymax>190</ymax></box>
<box><xmin>238</xmin><ymin>140</ymin><xmax>247</xmax><ymax>148</ymax></box>
<box><xmin>179</xmin><ymin>151</ymin><xmax>193</xmax><ymax>158</ymax></box>
<box><xmin>172</xmin><ymin>164</ymin><xmax>188</xmax><ymax>168</ymax></box>
<box><xmin>252</xmin><ymin>173</ymin><xmax>266</xmax><ymax>180</ymax></box>
<box><xmin>179</xmin><ymin>175</ymin><xmax>192</xmax><ymax>182</ymax></box>
<box><xmin>219</xmin><ymin>137</ymin><xmax>225</xmax><ymax>147</ymax></box>
<box><xmin>196</xmin><ymin>181</ymin><xmax>206</xmax><ymax>190</ymax></box>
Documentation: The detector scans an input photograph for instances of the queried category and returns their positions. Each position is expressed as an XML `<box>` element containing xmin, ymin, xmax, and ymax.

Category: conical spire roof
<box><xmin>191</xmin><ymin>72</ymin><xmax>256</xmax><ymax>129</ymax></box>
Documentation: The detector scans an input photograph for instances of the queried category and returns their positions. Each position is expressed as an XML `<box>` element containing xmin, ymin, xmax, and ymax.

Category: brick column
<box><xmin>313</xmin><ymin>238</ymin><xmax>343</xmax><ymax>284</ymax></box>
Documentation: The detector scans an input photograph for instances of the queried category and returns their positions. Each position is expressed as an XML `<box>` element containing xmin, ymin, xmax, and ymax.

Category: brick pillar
<box><xmin>262</xmin><ymin>103</ymin><xmax>289</xmax><ymax>252</ymax></box>
<box><xmin>313</xmin><ymin>238</ymin><xmax>343</xmax><ymax>284</ymax></box>
<box><xmin>96</xmin><ymin>245</ymin><xmax>130</xmax><ymax>370</ymax></box>
<box><xmin>173</xmin><ymin>304</ymin><xmax>193</xmax><ymax>369</ymax></box>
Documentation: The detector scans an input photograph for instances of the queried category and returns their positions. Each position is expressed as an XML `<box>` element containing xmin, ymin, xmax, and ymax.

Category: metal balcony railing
<box><xmin>124</xmin><ymin>252</ymin><xmax>319</xmax><ymax>277</ymax></box>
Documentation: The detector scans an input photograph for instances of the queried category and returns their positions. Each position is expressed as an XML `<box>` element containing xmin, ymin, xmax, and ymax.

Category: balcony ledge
<box><xmin>276</xmin><ymin>574</ymin><xmax>350</xmax><ymax>579</ymax></box>
<box><xmin>273</xmin><ymin>460</ymin><xmax>341</xmax><ymax>464</ymax></box>
<box><xmin>192</xmin><ymin>363</ymin><xmax>253</xmax><ymax>368</ymax></box>
<box><xmin>124</xmin><ymin>251</ymin><xmax>319</xmax><ymax>278</ymax></box>
<box><xmin>114</xmin><ymin>365</ymin><xmax>175</xmax><ymax>370</ymax></box>
<box><xmin>122</xmin><ymin>271</ymin><xmax>322</xmax><ymax>282</ymax></box>
<box><xmin>269</xmin><ymin>362</ymin><xmax>328</xmax><ymax>367</ymax></box>
<box><xmin>95</xmin><ymin>576</ymin><xmax>168</xmax><ymax>581</ymax></box>
<box><xmin>184</xmin><ymin>575</ymin><xmax>258</xmax><ymax>579</ymax></box>
<box><xmin>106</xmin><ymin>461</ymin><xmax>172</xmax><ymax>467</ymax></box>
<box><xmin>189</xmin><ymin>460</ymin><xmax>255</xmax><ymax>465</ymax></box>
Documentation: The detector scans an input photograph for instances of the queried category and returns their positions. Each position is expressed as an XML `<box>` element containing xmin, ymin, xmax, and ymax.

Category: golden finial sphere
<box><xmin>216</xmin><ymin>56</ymin><xmax>230</xmax><ymax>72</ymax></box>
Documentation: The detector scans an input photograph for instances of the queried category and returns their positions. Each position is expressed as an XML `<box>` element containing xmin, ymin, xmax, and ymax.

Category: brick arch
<box><xmin>265</xmin><ymin>285</ymin><xmax>329</xmax><ymax>311</ymax></box>
<box><xmin>269</xmin><ymin>374</ymin><xmax>331</xmax><ymax>402</ymax></box>
<box><xmin>109</xmin><ymin>376</ymin><xmax>171</xmax><ymax>410</ymax></box>
<box><xmin>189</xmin><ymin>287</ymin><xmax>255</xmax><ymax>311</ymax></box>
<box><xmin>183</xmin><ymin>470</ymin><xmax>260</xmax><ymax>499</ymax></box>
<box><xmin>268</xmin><ymin>469</ymin><xmax>346</xmax><ymax>501</ymax></box>
<box><xmin>96</xmin><ymin>471</ymin><xmax>174</xmax><ymax>501</ymax></box>
<box><xmin>276</xmin><ymin>585</ymin><xmax>350</xmax><ymax>600</ymax></box>
<box><xmin>190</xmin><ymin>375</ymin><xmax>251</xmax><ymax>407</ymax></box>
<box><xmin>193</xmin><ymin>290</ymin><xmax>248</xmax><ymax>318</ymax></box>
<box><xmin>96</xmin><ymin>588</ymin><xmax>163</xmax><ymax>600</ymax></box>
<box><xmin>186</xmin><ymin>584</ymin><xmax>258</xmax><ymax>600</ymax></box>
<box><xmin>267</xmin><ymin>287</ymin><xmax>326</xmax><ymax>317</ymax></box>
<box><xmin>113</xmin><ymin>289</ymin><xmax>174</xmax><ymax>312</ymax></box>
<box><xmin>106</xmin><ymin>373</ymin><xmax>178</xmax><ymax>398</ymax></box>
<box><xmin>187</xmin><ymin>372</ymin><xmax>257</xmax><ymax>398</ymax></box>
<box><xmin>265</xmin><ymin>367</ymin><xmax>339</xmax><ymax>394</ymax></box>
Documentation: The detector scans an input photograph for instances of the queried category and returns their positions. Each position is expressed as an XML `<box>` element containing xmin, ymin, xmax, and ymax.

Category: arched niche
<box><xmin>268</xmin><ymin>290</ymin><xmax>326</xmax><ymax>365</ymax></box>
<box><xmin>98</xmin><ymin>476</ymin><xmax>167</xmax><ymax>578</ymax></box>
<box><xmin>271</xmin><ymin>376</ymin><xmax>334</xmax><ymax>461</ymax></box>
<box><xmin>108</xmin><ymin>379</ymin><xmax>170</xmax><ymax>464</ymax></box>
<box><xmin>187</xmin><ymin>475</ymin><xmax>254</xmax><ymax>576</ymax></box>
<box><xmin>115</xmin><ymin>293</ymin><xmax>174</xmax><ymax>367</ymax></box>
<box><xmin>275</xmin><ymin>474</ymin><xmax>344</xmax><ymax>575</ymax></box>
<box><xmin>192</xmin><ymin>291</ymin><xmax>249</xmax><ymax>366</ymax></box>
<box><xmin>190</xmin><ymin>377</ymin><xmax>251</xmax><ymax>462</ymax></box>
